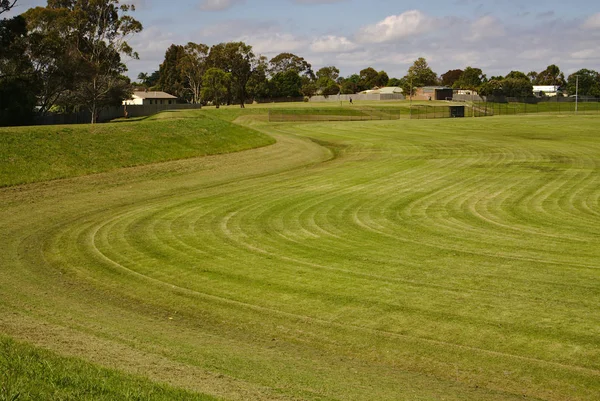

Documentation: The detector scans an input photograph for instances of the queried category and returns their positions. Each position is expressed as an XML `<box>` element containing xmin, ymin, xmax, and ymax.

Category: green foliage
<box><xmin>208</xmin><ymin>41</ymin><xmax>254</xmax><ymax>108</ymax></box>
<box><xmin>269</xmin><ymin>52</ymin><xmax>312</xmax><ymax>77</ymax></box>
<box><xmin>178</xmin><ymin>42</ymin><xmax>209</xmax><ymax>104</ymax></box>
<box><xmin>0</xmin><ymin>0</ymin><xmax>16</xmax><ymax>15</ymax></box>
<box><xmin>0</xmin><ymin>336</ymin><xmax>218</xmax><ymax>400</ymax></box>
<box><xmin>535</xmin><ymin>64</ymin><xmax>565</xmax><ymax>86</ymax></box>
<box><xmin>454</xmin><ymin>66</ymin><xmax>485</xmax><ymax>90</ymax></box>
<box><xmin>0</xmin><ymin>15</ymin><xmax>37</xmax><ymax>125</ymax></box>
<box><xmin>0</xmin><ymin>109</ymin><xmax>273</xmax><ymax>186</ymax></box>
<box><xmin>158</xmin><ymin>44</ymin><xmax>187</xmax><ymax>100</ymax></box>
<box><xmin>316</xmin><ymin>66</ymin><xmax>340</xmax><ymax>96</ymax></box>
<box><xmin>441</xmin><ymin>69</ymin><xmax>463</xmax><ymax>87</ymax></box>
<box><xmin>201</xmin><ymin>67</ymin><xmax>230</xmax><ymax>107</ymax></box>
<box><xmin>505</xmin><ymin>70</ymin><xmax>529</xmax><ymax>80</ymax></box>
<box><xmin>22</xmin><ymin>0</ymin><xmax>143</xmax><ymax>123</ymax></box>
<box><xmin>405</xmin><ymin>57</ymin><xmax>438</xmax><ymax>87</ymax></box>
<box><xmin>478</xmin><ymin>79</ymin><xmax>504</xmax><ymax>96</ymax></box>
<box><xmin>269</xmin><ymin>70</ymin><xmax>302</xmax><ymax>98</ymax></box>
<box><xmin>479</xmin><ymin>77</ymin><xmax>533</xmax><ymax>97</ymax></box>
<box><xmin>566</xmin><ymin>69</ymin><xmax>600</xmax><ymax>97</ymax></box>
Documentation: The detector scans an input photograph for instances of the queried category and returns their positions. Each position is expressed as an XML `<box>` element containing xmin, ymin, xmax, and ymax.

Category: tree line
<box><xmin>2</xmin><ymin>0</ymin><xmax>600</xmax><ymax>126</ymax></box>
<box><xmin>1</xmin><ymin>0</ymin><xmax>141</xmax><ymax>125</ymax></box>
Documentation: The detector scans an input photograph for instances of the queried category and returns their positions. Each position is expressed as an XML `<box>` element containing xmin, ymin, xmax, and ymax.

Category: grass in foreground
<box><xmin>1</xmin><ymin>113</ymin><xmax>600</xmax><ymax>400</ymax></box>
<box><xmin>0</xmin><ymin>336</ymin><xmax>217</xmax><ymax>401</ymax></box>
<box><xmin>0</xmin><ymin>109</ymin><xmax>274</xmax><ymax>187</ymax></box>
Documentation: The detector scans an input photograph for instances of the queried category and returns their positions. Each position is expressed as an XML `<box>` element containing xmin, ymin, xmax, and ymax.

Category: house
<box><xmin>532</xmin><ymin>85</ymin><xmax>561</xmax><ymax>97</ymax></box>
<box><xmin>358</xmin><ymin>86</ymin><xmax>403</xmax><ymax>95</ymax></box>
<box><xmin>123</xmin><ymin>91</ymin><xmax>178</xmax><ymax>106</ymax></box>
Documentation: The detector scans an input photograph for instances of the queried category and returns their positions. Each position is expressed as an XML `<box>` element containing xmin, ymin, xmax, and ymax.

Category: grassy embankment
<box><xmin>0</xmin><ymin>110</ymin><xmax>274</xmax><ymax>187</ymax></box>
<box><xmin>1</xmin><ymin>108</ymin><xmax>600</xmax><ymax>400</ymax></box>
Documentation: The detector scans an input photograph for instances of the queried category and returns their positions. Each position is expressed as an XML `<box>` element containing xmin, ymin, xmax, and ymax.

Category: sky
<box><xmin>6</xmin><ymin>0</ymin><xmax>600</xmax><ymax>81</ymax></box>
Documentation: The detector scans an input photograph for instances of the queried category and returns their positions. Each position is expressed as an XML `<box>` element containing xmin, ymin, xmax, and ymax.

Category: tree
<box><xmin>158</xmin><ymin>44</ymin><xmax>186</xmax><ymax>99</ymax></box>
<box><xmin>300</xmin><ymin>75</ymin><xmax>317</xmax><ymax>98</ymax></box>
<box><xmin>270</xmin><ymin>70</ymin><xmax>302</xmax><ymax>98</ymax></box>
<box><xmin>455</xmin><ymin>67</ymin><xmax>486</xmax><ymax>90</ymax></box>
<box><xmin>339</xmin><ymin>74</ymin><xmax>360</xmax><ymax>94</ymax></box>
<box><xmin>387</xmin><ymin>77</ymin><xmax>402</xmax><ymax>87</ymax></box>
<box><xmin>478</xmin><ymin>79</ymin><xmax>504</xmax><ymax>97</ymax></box>
<box><xmin>201</xmin><ymin>67</ymin><xmax>230</xmax><ymax>108</ymax></box>
<box><xmin>179</xmin><ymin>42</ymin><xmax>209</xmax><ymax>104</ymax></box>
<box><xmin>502</xmin><ymin>78</ymin><xmax>533</xmax><ymax>97</ymax></box>
<box><xmin>527</xmin><ymin>71</ymin><xmax>538</xmax><ymax>83</ymax></box>
<box><xmin>26</xmin><ymin>0</ymin><xmax>142</xmax><ymax>123</ymax></box>
<box><xmin>359</xmin><ymin>67</ymin><xmax>378</xmax><ymax>90</ymax></box>
<box><xmin>398</xmin><ymin>77</ymin><xmax>415</xmax><ymax>98</ymax></box>
<box><xmin>505</xmin><ymin>70</ymin><xmax>529</xmax><ymax>81</ymax></box>
<box><xmin>375</xmin><ymin>70</ymin><xmax>389</xmax><ymax>88</ymax></box>
<box><xmin>0</xmin><ymin>14</ymin><xmax>38</xmax><ymax>125</ymax></box>
<box><xmin>316</xmin><ymin>66</ymin><xmax>339</xmax><ymax>96</ymax></box>
<box><xmin>0</xmin><ymin>0</ymin><xmax>17</xmax><ymax>15</ymax></box>
<box><xmin>208</xmin><ymin>42</ymin><xmax>254</xmax><ymax>108</ymax></box>
<box><xmin>269</xmin><ymin>52</ymin><xmax>312</xmax><ymax>77</ymax></box>
<box><xmin>441</xmin><ymin>69</ymin><xmax>463</xmax><ymax>87</ymax></box>
<box><xmin>22</xmin><ymin>6</ymin><xmax>83</xmax><ymax>115</ymax></box>
<box><xmin>566</xmin><ymin>69</ymin><xmax>600</xmax><ymax>97</ymax></box>
<box><xmin>406</xmin><ymin>57</ymin><xmax>438</xmax><ymax>87</ymax></box>
<box><xmin>247</xmin><ymin>54</ymin><xmax>269</xmax><ymax>100</ymax></box>
<box><xmin>535</xmin><ymin>64</ymin><xmax>565</xmax><ymax>87</ymax></box>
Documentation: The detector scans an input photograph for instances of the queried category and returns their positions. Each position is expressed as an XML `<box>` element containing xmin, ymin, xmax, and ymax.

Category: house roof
<box><xmin>359</xmin><ymin>86</ymin><xmax>403</xmax><ymax>95</ymax></box>
<box><xmin>132</xmin><ymin>91</ymin><xmax>177</xmax><ymax>99</ymax></box>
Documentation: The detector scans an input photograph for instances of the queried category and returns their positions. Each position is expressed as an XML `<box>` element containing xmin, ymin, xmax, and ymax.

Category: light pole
<box><xmin>575</xmin><ymin>75</ymin><xmax>579</xmax><ymax>114</ymax></box>
<box><xmin>409</xmin><ymin>78</ymin><xmax>413</xmax><ymax>119</ymax></box>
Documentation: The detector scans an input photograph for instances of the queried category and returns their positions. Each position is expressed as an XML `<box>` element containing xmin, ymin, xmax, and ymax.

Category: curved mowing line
<box><xmin>9</xmin><ymin>117</ymin><xmax>600</xmax><ymax>400</ymax></box>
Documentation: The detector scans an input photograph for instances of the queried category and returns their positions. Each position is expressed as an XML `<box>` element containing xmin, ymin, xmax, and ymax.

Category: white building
<box><xmin>123</xmin><ymin>91</ymin><xmax>178</xmax><ymax>106</ymax></box>
<box><xmin>533</xmin><ymin>85</ymin><xmax>561</xmax><ymax>97</ymax></box>
<box><xmin>359</xmin><ymin>86</ymin><xmax>403</xmax><ymax>95</ymax></box>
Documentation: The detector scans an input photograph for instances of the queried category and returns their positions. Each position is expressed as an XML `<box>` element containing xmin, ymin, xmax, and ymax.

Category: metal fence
<box><xmin>471</xmin><ymin>98</ymin><xmax>600</xmax><ymax>117</ymax></box>
<box><xmin>268</xmin><ymin>106</ymin><xmax>464</xmax><ymax>122</ymax></box>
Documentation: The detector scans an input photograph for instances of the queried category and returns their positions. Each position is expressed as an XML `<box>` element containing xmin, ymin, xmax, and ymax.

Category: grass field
<box><xmin>0</xmin><ymin>110</ymin><xmax>274</xmax><ymax>187</ymax></box>
<box><xmin>1</xmin><ymin>109</ymin><xmax>599</xmax><ymax>400</ymax></box>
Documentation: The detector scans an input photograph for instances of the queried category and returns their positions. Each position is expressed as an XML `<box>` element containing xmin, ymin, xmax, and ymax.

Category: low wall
<box><xmin>309</xmin><ymin>94</ymin><xmax>405</xmax><ymax>102</ymax></box>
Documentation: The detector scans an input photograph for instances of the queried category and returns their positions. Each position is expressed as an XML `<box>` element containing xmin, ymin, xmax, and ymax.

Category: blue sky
<box><xmin>8</xmin><ymin>0</ymin><xmax>600</xmax><ymax>80</ymax></box>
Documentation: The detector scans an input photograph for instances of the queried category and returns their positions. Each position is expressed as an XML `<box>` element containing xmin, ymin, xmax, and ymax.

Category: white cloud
<box><xmin>468</xmin><ymin>15</ymin><xmax>505</xmax><ymax>41</ymax></box>
<box><xmin>356</xmin><ymin>10</ymin><xmax>432</xmax><ymax>43</ymax></box>
<box><xmin>583</xmin><ymin>13</ymin><xmax>600</xmax><ymax>30</ymax></box>
<box><xmin>237</xmin><ymin>33</ymin><xmax>308</xmax><ymax>55</ymax></box>
<box><xmin>310</xmin><ymin>35</ymin><xmax>358</xmax><ymax>53</ymax></box>
<box><xmin>200</xmin><ymin>0</ymin><xmax>244</xmax><ymax>12</ymax></box>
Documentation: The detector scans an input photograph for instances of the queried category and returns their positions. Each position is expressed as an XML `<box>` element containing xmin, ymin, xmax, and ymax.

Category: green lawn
<box><xmin>1</xmin><ymin>112</ymin><xmax>599</xmax><ymax>400</ymax></box>
<box><xmin>0</xmin><ymin>336</ymin><xmax>218</xmax><ymax>401</ymax></box>
<box><xmin>0</xmin><ymin>110</ymin><xmax>274</xmax><ymax>187</ymax></box>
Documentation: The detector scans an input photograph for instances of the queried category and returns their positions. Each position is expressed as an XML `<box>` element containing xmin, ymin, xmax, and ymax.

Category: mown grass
<box><xmin>0</xmin><ymin>109</ymin><xmax>274</xmax><ymax>187</ymax></box>
<box><xmin>0</xmin><ymin>336</ymin><xmax>218</xmax><ymax>401</ymax></box>
<box><xmin>1</xmin><ymin>111</ymin><xmax>600</xmax><ymax>400</ymax></box>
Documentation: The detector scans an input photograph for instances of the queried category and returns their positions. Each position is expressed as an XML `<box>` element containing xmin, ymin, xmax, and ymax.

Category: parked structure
<box><xmin>123</xmin><ymin>91</ymin><xmax>178</xmax><ymax>106</ymax></box>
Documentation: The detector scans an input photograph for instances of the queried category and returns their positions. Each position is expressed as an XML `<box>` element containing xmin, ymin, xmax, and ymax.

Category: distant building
<box><xmin>123</xmin><ymin>91</ymin><xmax>178</xmax><ymax>106</ymax></box>
<box><xmin>413</xmin><ymin>86</ymin><xmax>453</xmax><ymax>101</ymax></box>
<box><xmin>359</xmin><ymin>86</ymin><xmax>404</xmax><ymax>95</ymax></box>
<box><xmin>532</xmin><ymin>86</ymin><xmax>561</xmax><ymax>97</ymax></box>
